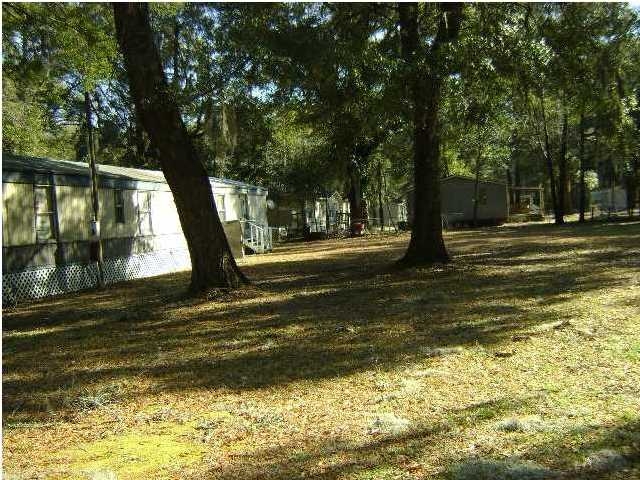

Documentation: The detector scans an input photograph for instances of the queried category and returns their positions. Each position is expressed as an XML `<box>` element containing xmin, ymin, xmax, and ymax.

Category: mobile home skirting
<box><xmin>3</xmin><ymin>247</ymin><xmax>191</xmax><ymax>304</ymax></box>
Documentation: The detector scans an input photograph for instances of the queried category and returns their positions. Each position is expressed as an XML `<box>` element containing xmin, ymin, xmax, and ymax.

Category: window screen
<box><xmin>137</xmin><ymin>191</ymin><xmax>153</xmax><ymax>235</ymax></box>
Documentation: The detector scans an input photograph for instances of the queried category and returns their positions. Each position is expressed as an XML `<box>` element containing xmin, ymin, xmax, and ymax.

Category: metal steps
<box><xmin>240</xmin><ymin>220</ymin><xmax>273</xmax><ymax>255</ymax></box>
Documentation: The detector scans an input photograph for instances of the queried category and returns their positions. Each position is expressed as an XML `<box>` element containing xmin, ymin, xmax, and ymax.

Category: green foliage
<box><xmin>2</xmin><ymin>1</ymin><xmax>639</xmax><ymax>207</ymax></box>
<box><xmin>2</xmin><ymin>2</ymin><xmax>117</xmax><ymax>161</ymax></box>
<box><xmin>263</xmin><ymin>109</ymin><xmax>334</xmax><ymax>198</ymax></box>
<box><xmin>2</xmin><ymin>66</ymin><xmax>77</xmax><ymax>159</ymax></box>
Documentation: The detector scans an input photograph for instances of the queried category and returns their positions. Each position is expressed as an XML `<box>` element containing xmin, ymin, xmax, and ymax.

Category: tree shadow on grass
<box><xmin>190</xmin><ymin>395</ymin><xmax>539</xmax><ymax>480</ymax></box>
<box><xmin>448</xmin><ymin>418</ymin><xmax>640</xmax><ymax>480</ymax></box>
<box><xmin>3</xmin><ymin>222</ymin><xmax>639</xmax><ymax>423</ymax></box>
<box><xmin>194</xmin><ymin>410</ymin><xmax>639</xmax><ymax>479</ymax></box>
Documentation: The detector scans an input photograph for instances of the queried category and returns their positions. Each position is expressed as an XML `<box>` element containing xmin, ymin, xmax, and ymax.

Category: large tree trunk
<box><xmin>514</xmin><ymin>157</ymin><xmax>521</xmax><ymax>205</ymax></box>
<box><xmin>377</xmin><ymin>160</ymin><xmax>384</xmax><ymax>230</ymax></box>
<box><xmin>472</xmin><ymin>148</ymin><xmax>483</xmax><ymax>227</ymax></box>
<box><xmin>113</xmin><ymin>3</ymin><xmax>246</xmax><ymax>292</ymax></box>
<box><xmin>398</xmin><ymin>3</ymin><xmax>462</xmax><ymax>265</ymax></box>
<box><xmin>347</xmin><ymin>157</ymin><xmax>363</xmax><ymax>235</ymax></box>
<box><xmin>632</xmin><ymin>154</ymin><xmax>640</xmax><ymax>217</ymax></box>
<box><xmin>133</xmin><ymin>106</ymin><xmax>151</xmax><ymax>167</ymax></box>
<box><xmin>578</xmin><ymin>113</ymin><xmax>586</xmax><ymax>222</ymax></box>
<box><xmin>558</xmin><ymin>108</ymin><xmax>569</xmax><ymax>220</ymax></box>
<box><xmin>539</xmin><ymin>94</ymin><xmax>562</xmax><ymax>224</ymax></box>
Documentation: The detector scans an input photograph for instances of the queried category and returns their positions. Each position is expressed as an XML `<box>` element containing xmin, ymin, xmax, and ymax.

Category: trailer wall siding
<box><xmin>98</xmin><ymin>188</ymin><xmax>138</xmax><ymax>239</ymax></box>
<box><xmin>56</xmin><ymin>185</ymin><xmax>93</xmax><ymax>241</ymax></box>
<box><xmin>2</xmin><ymin>182</ymin><xmax>35</xmax><ymax>246</ymax></box>
<box><xmin>2</xmin><ymin>155</ymin><xmax>269</xmax><ymax>303</ymax></box>
<box><xmin>249</xmin><ymin>193</ymin><xmax>268</xmax><ymax>226</ymax></box>
<box><xmin>220</xmin><ymin>189</ymin><xmax>240</xmax><ymax>222</ymax></box>
<box><xmin>149</xmin><ymin>190</ymin><xmax>182</xmax><ymax>236</ymax></box>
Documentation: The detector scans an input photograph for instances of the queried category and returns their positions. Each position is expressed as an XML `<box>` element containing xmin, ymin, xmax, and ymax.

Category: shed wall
<box><xmin>441</xmin><ymin>179</ymin><xmax>507</xmax><ymax>222</ymax></box>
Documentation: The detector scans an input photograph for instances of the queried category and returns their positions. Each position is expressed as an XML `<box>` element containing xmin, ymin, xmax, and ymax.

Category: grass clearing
<box><xmin>3</xmin><ymin>221</ymin><xmax>640</xmax><ymax>479</ymax></box>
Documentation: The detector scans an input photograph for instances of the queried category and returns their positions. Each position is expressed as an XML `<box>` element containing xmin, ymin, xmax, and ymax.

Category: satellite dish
<box><xmin>266</xmin><ymin>199</ymin><xmax>276</xmax><ymax>210</ymax></box>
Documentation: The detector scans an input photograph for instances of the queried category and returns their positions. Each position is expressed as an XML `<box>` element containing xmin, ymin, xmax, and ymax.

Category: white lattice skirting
<box><xmin>2</xmin><ymin>248</ymin><xmax>191</xmax><ymax>304</ymax></box>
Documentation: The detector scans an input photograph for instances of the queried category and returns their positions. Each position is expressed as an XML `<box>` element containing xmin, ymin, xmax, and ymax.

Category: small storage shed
<box><xmin>406</xmin><ymin>176</ymin><xmax>509</xmax><ymax>226</ymax></box>
<box><xmin>2</xmin><ymin>153</ymin><xmax>269</xmax><ymax>303</ymax></box>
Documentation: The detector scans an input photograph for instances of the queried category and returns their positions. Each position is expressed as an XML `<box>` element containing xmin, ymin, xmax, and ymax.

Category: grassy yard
<box><xmin>3</xmin><ymin>221</ymin><xmax>640</xmax><ymax>480</ymax></box>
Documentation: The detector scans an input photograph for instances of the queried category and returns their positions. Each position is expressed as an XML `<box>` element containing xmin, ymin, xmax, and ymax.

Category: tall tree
<box><xmin>399</xmin><ymin>3</ymin><xmax>463</xmax><ymax>265</ymax></box>
<box><xmin>113</xmin><ymin>3</ymin><xmax>246</xmax><ymax>292</ymax></box>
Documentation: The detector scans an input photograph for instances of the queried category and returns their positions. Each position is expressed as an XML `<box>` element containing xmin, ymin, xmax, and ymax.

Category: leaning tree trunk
<box><xmin>113</xmin><ymin>3</ymin><xmax>246</xmax><ymax>292</ymax></box>
<box><xmin>398</xmin><ymin>3</ymin><xmax>462</xmax><ymax>266</ymax></box>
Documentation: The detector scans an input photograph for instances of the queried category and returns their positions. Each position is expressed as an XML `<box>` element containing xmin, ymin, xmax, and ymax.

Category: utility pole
<box><xmin>85</xmin><ymin>91</ymin><xmax>105</xmax><ymax>287</ymax></box>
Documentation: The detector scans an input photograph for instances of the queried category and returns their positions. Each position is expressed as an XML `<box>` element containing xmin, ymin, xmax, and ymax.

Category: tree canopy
<box><xmin>3</xmin><ymin>2</ymin><xmax>640</xmax><ymax>231</ymax></box>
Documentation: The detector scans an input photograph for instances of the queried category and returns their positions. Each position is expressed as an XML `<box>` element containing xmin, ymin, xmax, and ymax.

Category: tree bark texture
<box><xmin>113</xmin><ymin>3</ymin><xmax>246</xmax><ymax>292</ymax></box>
<box><xmin>398</xmin><ymin>3</ymin><xmax>462</xmax><ymax>265</ymax></box>
<box><xmin>472</xmin><ymin>148</ymin><xmax>483</xmax><ymax>227</ymax></box>
<box><xmin>578</xmin><ymin>113</ymin><xmax>586</xmax><ymax>222</ymax></box>
<box><xmin>558</xmin><ymin>108</ymin><xmax>569</xmax><ymax>219</ymax></box>
<box><xmin>539</xmin><ymin>94</ymin><xmax>562</xmax><ymax>224</ymax></box>
<box><xmin>377</xmin><ymin>161</ymin><xmax>384</xmax><ymax>229</ymax></box>
<box><xmin>348</xmin><ymin>158</ymin><xmax>363</xmax><ymax>234</ymax></box>
<box><xmin>514</xmin><ymin>157</ymin><xmax>521</xmax><ymax>205</ymax></box>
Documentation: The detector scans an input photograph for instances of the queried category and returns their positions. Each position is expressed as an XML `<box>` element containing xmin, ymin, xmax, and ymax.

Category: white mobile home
<box><xmin>366</xmin><ymin>199</ymin><xmax>409</xmax><ymax>229</ymax></box>
<box><xmin>2</xmin><ymin>153</ymin><xmax>269</xmax><ymax>303</ymax></box>
<box><xmin>590</xmin><ymin>187</ymin><xmax>627</xmax><ymax>212</ymax></box>
<box><xmin>267</xmin><ymin>192</ymin><xmax>351</xmax><ymax>237</ymax></box>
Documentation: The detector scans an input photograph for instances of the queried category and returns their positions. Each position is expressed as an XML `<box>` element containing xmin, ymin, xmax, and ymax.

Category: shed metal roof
<box><xmin>2</xmin><ymin>153</ymin><xmax>266</xmax><ymax>192</ymax></box>
<box><xmin>441</xmin><ymin>175</ymin><xmax>507</xmax><ymax>186</ymax></box>
<box><xmin>404</xmin><ymin>175</ymin><xmax>507</xmax><ymax>192</ymax></box>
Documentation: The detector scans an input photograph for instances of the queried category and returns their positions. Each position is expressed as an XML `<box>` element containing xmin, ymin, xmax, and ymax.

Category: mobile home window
<box><xmin>215</xmin><ymin>194</ymin><xmax>226</xmax><ymax>221</ymax></box>
<box><xmin>34</xmin><ymin>185</ymin><xmax>56</xmax><ymax>242</ymax></box>
<box><xmin>137</xmin><ymin>191</ymin><xmax>153</xmax><ymax>235</ymax></box>
<box><xmin>114</xmin><ymin>189</ymin><xmax>125</xmax><ymax>224</ymax></box>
